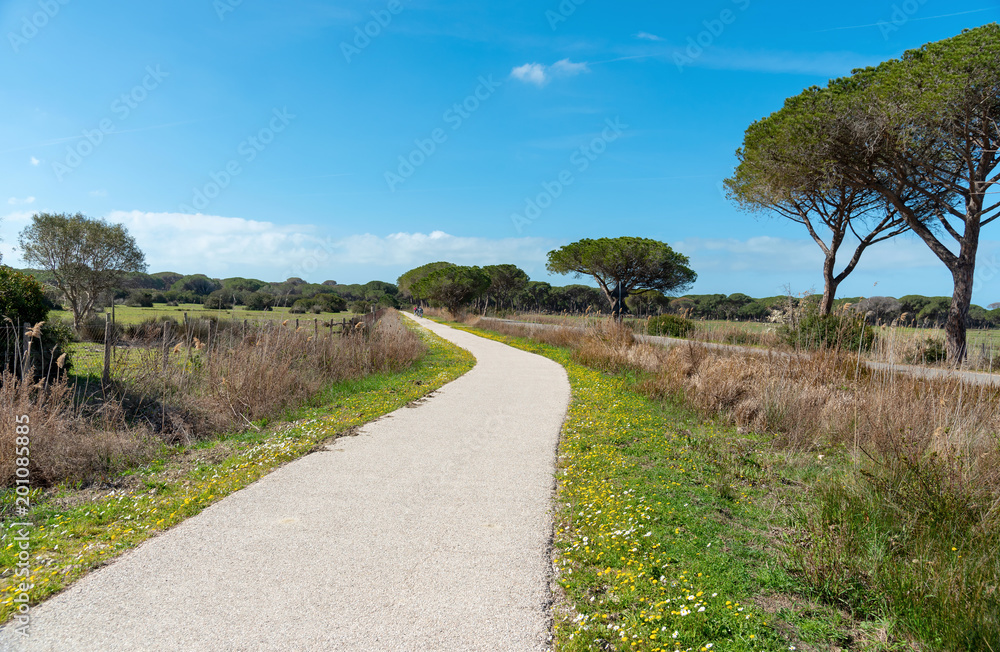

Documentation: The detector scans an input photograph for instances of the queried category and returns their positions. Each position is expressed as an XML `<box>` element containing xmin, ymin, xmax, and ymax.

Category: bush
<box><xmin>781</xmin><ymin>310</ymin><xmax>876</xmax><ymax>352</ymax></box>
<box><xmin>351</xmin><ymin>300</ymin><xmax>372</xmax><ymax>314</ymax></box>
<box><xmin>125</xmin><ymin>290</ymin><xmax>154</xmax><ymax>308</ymax></box>
<box><xmin>646</xmin><ymin>314</ymin><xmax>695</xmax><ymax>338</ymax></box>
<box><xmin>905</xmin><ymin>336</ymin><xmax>947</xmax><ymax>365</ymax></box>
<box><xmin>203</xmin><ymin>290</ymin><xmax>233</xmax><ymax>310</ymax></box>
<box><xmin>0</xmin><ymin>267</ymin><xmax>49</xmax><ymax>326</ymax></box>
<box><xmin>245</xmin><ymin>292</ymin><xmax>274</xmax><ymax>311</ymax></box>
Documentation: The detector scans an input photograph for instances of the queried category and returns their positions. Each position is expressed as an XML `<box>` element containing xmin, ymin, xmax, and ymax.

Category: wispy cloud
<box><xmin>7</xmin><ymin>197</ymin><xmax>35</xmax><ymax>206</ymax></box>
<box><xmin>29</xmin><ymin>157</ymin><xmax>39</xmax><ymax>166</ymax></box>
<box><xmin>815</xmin><ymin>7</ymin><xmax>995</xmax><ymax>32</ymax></box>
<box><xmin>689</xmin><ymin>48</ymin><xmax>880</xmax><ymax>77</ymax></box>
<box><xmin>510</xmin><ymin>58</ymin><xmax>590</xmax><ymax>87</ymax></box>
<box><xmin>635</xmin><ymin>31</ymin><xmax>663</xmax><ymax>41</ymax></box>
<box><xmin>89</xmin><ymin>189</ymin><xmax>108</xmax><ymax>198</ymax></box>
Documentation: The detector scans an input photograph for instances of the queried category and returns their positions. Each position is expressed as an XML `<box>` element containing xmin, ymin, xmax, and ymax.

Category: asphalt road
<box><xmin>0</xmin><ymin>315</ymin><xmax>571</xmax><ymax>652</ymax></box>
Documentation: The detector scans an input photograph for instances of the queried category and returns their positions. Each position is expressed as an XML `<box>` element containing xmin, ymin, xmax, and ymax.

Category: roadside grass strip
<box><xmin>455</xmin><ymin>325</ymin><xmax>856</xmax><ymax>652</ymax></box>
<box><xmin>0</xmin><ymin>323</ymin><xmax>474</xmax><ymax>624</ymax></box>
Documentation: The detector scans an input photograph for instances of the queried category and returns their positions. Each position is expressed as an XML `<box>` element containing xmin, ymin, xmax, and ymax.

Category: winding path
<box><xmin>0</xmin><ymin>315</ymin><xmax>570</xmax><ymax>652</ymax></box>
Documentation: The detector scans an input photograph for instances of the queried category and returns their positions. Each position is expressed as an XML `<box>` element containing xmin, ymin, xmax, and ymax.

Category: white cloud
<box><xmin>550</xmin><ymin>58</ymin><xmax>590</xmax><ymax>76</ymax></box>
<box><xmin>330</xmin><ymin>230</ymin><xmax>559</xmax><ymax>268</ymax></box>
<box><xmin>2</xmin><ymin>211</ymin><xmax>554</xmax><ymax>283</ymax></box>
<box><xmin>635</xmin><ymin>31</ymin><xmax>663</xmax><ymax>41</ymax></box>
<box><xmin>510</xmin><ymin>59</ymin><xmax>590</xmax><ymax>87</ymax></box>
<box><xmin>29</xmin><ymin>157</ymin><xmax>39</xmax><ymax>166</ymax></box>
<box><xmin>90</xmin><ymin>189</ymin><xmax>108</xmax><ymax>198</ymax></box>
<box><xmin>510</xmin><ymin>63</ymin><xmax>548</xmax><ymax>86</ymax></box>
<box><xmin>7</xmin><ymin>197</ymin><xmax>35</xmax><ymax>206</ymax></box>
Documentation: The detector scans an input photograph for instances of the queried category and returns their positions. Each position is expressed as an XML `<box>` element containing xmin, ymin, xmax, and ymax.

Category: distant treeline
<box><xmin>18</xmin><ymin>268</ymin><xmax>997</xmax><ymax>327</ymax></box>
<box><xmin>668</xmin><ymin>293</ymin><xmax>1000</xmax><ymax>328</ymax></box>
<box><xmin>17</xmin><ymin>269</ymin><xmax>401</xmax><ymax>315</ymax></box>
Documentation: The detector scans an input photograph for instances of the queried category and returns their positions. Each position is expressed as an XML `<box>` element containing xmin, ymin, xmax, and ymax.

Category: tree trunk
<box><xmin>820</xmin><ymin>253</ymin><xmax>839</xmax><ymax>317</ymax></box>
<box><xmin>945</xmin><ymin>260</ymin><xmax>975</xmax><ymax>364</ymax></box>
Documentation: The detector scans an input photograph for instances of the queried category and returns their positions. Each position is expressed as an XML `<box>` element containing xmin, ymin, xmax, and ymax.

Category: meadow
<box><xmin>47</xmin><ymin>302</ymin><xmax>358</xmax><ymax>326</ymax></box>
<box><xmin>450</xmin><ymin>314</ymin><xmax>999</xmax><ymax>651</ymax></box>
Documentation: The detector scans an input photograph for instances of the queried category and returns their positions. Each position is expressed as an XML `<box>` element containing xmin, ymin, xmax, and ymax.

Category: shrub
<box><xmin>245</xmin><ymin>292</ymin><xmax>274</xmax><ymax>311</ymax></box>
<box><xmin>0</xmin><ymin>267</ymin><xmax>49</xmax><ymax>326</ymax></box>
<box><xmin>781</xmin><ymin>310</ymin><xmax>876</xmax><ymax>352</ymax></box>
<box><xmin>203</xmin><ymin>290</ymin><xmax>233</xmax><ymax>310</ymax></box>
<box><xmin>646</xmin><ymin>314</ymin><xmax>695</xmax><ymax>338</ymax></box>
<box><xmin>125</xmin><ymin>290</ymin><xmax>154</xmax><ymax>308</ymax></box>
<box><xmin>904</xmin><ymin>336</ymin><xmax>947</xmax><ymax>365</ymax></box>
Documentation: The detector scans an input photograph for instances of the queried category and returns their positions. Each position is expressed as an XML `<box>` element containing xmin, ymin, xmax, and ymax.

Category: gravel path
<box><xmin>0</xmin><ymin>315</ymin><xmax>570</xmax><ymax>652</ymax></box>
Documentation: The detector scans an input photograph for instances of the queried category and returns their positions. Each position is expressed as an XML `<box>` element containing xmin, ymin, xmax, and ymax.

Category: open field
<box><xmin>46</xmin><ymin>303</ymin><xmax>359</xmax><ymax>326</ymax></box>
<box><xmin>506</xmin><ymin>312</ymin><xmax>1000</xmax><ymax>367</ymax></box>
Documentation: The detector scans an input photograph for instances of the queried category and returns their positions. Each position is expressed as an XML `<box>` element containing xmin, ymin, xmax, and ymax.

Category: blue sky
<box><xmin>2</xmin><ymin>1</ymin><xmax>999</xmax><ymax>301</ymax></box>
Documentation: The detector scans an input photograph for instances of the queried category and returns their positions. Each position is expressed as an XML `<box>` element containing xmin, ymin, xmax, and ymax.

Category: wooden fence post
<box><xmin>162</xmin><ymin>321</ymin><xmax>169</xmax><ymax>372</ymax></box>
<box><xmin>314</xmin><ymin>318</ymin><xmax>318</xmax><ymax>339</ymax></box>
<box><xmin>102</xmin><ymin>314</ymin><xmax>112</xmax><ymax>385</ymax></box>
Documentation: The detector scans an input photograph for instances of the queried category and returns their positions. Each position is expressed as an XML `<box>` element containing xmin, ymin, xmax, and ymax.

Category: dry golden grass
<box><xmin>0</xmin><ymin>311</ymin><xmax>425</xmax><ymax>488</ymax></box>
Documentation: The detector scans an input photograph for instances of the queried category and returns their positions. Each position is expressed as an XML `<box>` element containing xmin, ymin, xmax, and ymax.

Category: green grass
<box><xmin>47</xmin><ymin>303</ymin><xmax>359</xmax><ymax>326</ymax></box>
<box><xmin>0</xmin><ymin>320</ymin><xmax>475</xmax><ymax>624</ymax></box>
<box><xmin>449</xmin><ymin>322</ymin><xmax>887</xmax><ymax>651</ymax></box>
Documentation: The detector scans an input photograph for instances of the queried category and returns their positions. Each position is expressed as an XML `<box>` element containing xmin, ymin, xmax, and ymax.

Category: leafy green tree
<box><xmin>482</xmin><ymin>264</ymin><xmax>529</xmax><ymax>313</ymax></box>
<box><xmin>625</xmin><ymin>289</ymin><xmax>668</xmax><ymax>317</ymax></box>
<box><xmin>203</xmin><ymin>289</ymin><xmax>233</xmax><ymax>310</ymax></box>
<box><xmin>18</xmin><ymin>213</ymin><xmax>147</xmax><ymax>329</ymax></box>
<box><xmin>222</xmin><ymin>277</ymin><xmax>267</xmax><ymax>293</ymax></box>
<box><xmin>819</xmin><ymin>25</ymin><xmax>1000</xmax><ymax>361</ymax></box>
<box><xmin>518</xmin><ymin>281</ymin><xmax>552</xmax><ymax>312</ymax></box>
<box><xmin>0</xmin><ymin>267</ymin><xmax>49</xmax><ymax>326</ymax></box>
<box><xmin>0</xmin><ymin>266</ymin><xmax>73</xmax><ymax>378</ymax></box>
<box><xmin>397</xmin><ymin>262</ymin><xmax>455</xmax><ymax>306</ymax></box>
<box><xmin>171</xmin><ymin>274</ymin><xmax>219</xmax><ymax>296</ymax></box>
<box><xmin>726</xmin><ymin>88</ymin><xmax>912</xmax><ymax>316</ymax></box>
<box><xmin>245</xmin><ymin>292</ymin><xmax>275</xmax><ymax>311</ymax></box>
<box><xmin>546</xmin><ymin>237</ymin><xmax>696</xmax><ymax>319</ymax></box>
<box><xmin>125</xmin><ymin>290</ymin><xmax>154</xmax><ymax>308</ymax></box>
<box><xmin>413</xmin><ymin>265</ymin><xmax>490</xmax><ymax>316</ymax></box>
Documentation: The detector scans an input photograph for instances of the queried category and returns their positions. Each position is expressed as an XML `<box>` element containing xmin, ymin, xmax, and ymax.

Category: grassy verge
<box><xmin>449</xmin><ymin>320</ymin><xmax>920</xmax><ymax>651</ymax></box>
<box><xmin>0</xmin><ymin>320</ymin><xmax>474</xmax><ymax>624</ymax></box>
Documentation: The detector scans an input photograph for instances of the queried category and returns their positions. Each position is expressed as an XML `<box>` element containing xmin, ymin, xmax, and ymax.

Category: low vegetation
<box><xmin>0</xmin><ymin>315</ymin><xmax>475</xmax><ymax>623</ymax></box>
<box><xmin>459</xmin><ymin>315</ymin><xmax>999</xmax><ymax>650</ymax></box>
<box><xmin>0</xmin><ymin>311</ymin><xmax>425</xmax><ymax>488</ymax></box>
